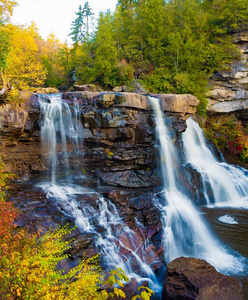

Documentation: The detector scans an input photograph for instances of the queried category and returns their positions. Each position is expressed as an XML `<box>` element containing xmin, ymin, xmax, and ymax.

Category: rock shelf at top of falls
<box><xmin>0</xmin><ymin>91</ymin><xmax>199</xmax><ymax>183</ymax></box>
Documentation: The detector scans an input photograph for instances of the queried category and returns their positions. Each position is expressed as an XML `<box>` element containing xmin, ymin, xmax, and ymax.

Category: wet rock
<box><xmin>163</xmin><ymin>257</ymin><xmax>245</xmax><ymax>300</ymax></box>
<box><xmin>98</xmin><ymin>169</ymin><xmax>160</xmax><ymax>188</ymax></box>
<box><xmin>76</xmin><ymin>193</ymin><xmax>100</xmax><ymax>204</ymax></box>
<box><xmin>1</xmin><ymin>91</ymin><xmax>198</xmax><ymax>181</ymax></box>
<box><xmin>70</xmin><ymin>233</ymin><xmax>95</xmax><ymax>257</ymax></box>
<box><xmin>57</xmin><ymin>257</ymin><xmax>81</xmax><ymax>273</ymax></box>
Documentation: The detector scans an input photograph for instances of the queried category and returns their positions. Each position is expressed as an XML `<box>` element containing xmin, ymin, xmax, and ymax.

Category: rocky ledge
<box><xmin>207</xmin><ymin>31</ymin><xmax>248</xmax><ymax>121</ymax></box>
<box><xmin>0</xmin><ymin>92</ymin><xmax>199</xmax><ymax>185</ymax></box>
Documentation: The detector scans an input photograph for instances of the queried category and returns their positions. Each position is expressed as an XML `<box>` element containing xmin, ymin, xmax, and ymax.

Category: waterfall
<box><xmin>39</xmin><ymin>94</ymin><xmax>82</xmax><ymax>184</ymax></box>
<box><xmin>149</xmin><ymin>96</ymin><xmax>245</xmax><ymax>274</ymax></box>
<box><xmin>182</xmin><ymin>117</ymin><xmax>248</xmax><ymax>208</ymax></box>
<box><xmin>38</xmin><ymin>94</ymin><xmax>161</xmax><ymax>294</ymax></box>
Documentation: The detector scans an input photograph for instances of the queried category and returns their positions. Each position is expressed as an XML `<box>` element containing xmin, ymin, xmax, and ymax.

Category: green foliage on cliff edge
<box><xmin>1</xmin><ymin>0</ymin><xmax>248</xmax><ymax>112</ymax></box>
<box><xmin>68</xmin><ymin>0</ymin><xmax>246</xmax><ymax>114</ymax></box>
<box><xmin>203</xmin><ymin>118</ymin><xmax>248</xmax><ymax>168</ymax></box>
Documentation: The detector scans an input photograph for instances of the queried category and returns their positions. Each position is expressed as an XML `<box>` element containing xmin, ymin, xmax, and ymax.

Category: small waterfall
<box><xmin>182</xmin><ymin>117</ymin><xmax>248</xmax><ymax>208</ymax></box>
<box><xmin>38</xmin><ymin>94</ymin><xmax>161</xmax><ymax>294</ymax></box>
<box><xmin>39</xmin><ymin>94</ymin><xmax>82</xmax><ymax>184</ymax></box>
<box><xmin>149</xmin><ymin>96</ymin><xmax>245</xmax><ymax>274</ymax></box>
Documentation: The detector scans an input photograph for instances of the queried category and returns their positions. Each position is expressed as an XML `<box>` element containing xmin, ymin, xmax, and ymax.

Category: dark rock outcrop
<box><xmin>0</xmin><ymin>102</ymin><xmax>44</xmax><ymax>179</ymax></box>
<box><xmin>163</xmin><ymin>257</ymin><xmax>244</xmax><ymax>300</ymax></box>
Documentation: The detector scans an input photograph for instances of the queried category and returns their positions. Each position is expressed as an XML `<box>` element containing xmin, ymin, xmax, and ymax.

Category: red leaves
<box><xmin>228</xmin><ymin>121</ymin><xmax>248</xmax><ymax>161</ymax></box>
<box><xmin>0</xmin><ymin>200</ymin><xmax>19</xmax><ymax>241</ymax></box>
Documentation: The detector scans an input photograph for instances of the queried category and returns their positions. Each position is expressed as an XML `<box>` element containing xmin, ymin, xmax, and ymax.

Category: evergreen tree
<box><xmin>69</xmin><ymin>5</ymin><xmax>85</xmax><ymax>44</ymax></box>
<box><xmin>69</xmin><ymin>2</ymin><xmax>94</xmax><ymax>44</ymax></box>
<box><xmin>92</xmin><ymin>11</ymin><xmax>119</xmax><ymax>87</ymax></box>
<box><xmin>82</xmin><ymin>1</ymin><xmax>94</xmax><ymax>37</ymax></box>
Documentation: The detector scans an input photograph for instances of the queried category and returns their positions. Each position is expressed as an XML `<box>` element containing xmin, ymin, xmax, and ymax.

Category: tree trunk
<box><xmin>0</xmin><ymin>73</ymin><xmax>10</xmax><ymax>98</ymax></box>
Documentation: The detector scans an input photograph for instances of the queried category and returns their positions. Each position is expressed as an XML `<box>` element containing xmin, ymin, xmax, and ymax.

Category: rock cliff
<box><xmin>207</xmin><ymin>31</ymin><xmax>248</xmax><ymax>124</ymax></box>
<box><xmin>0</xmin><ymin>92</ymin><xmax>199</xmax><ymax>185</ymax></box>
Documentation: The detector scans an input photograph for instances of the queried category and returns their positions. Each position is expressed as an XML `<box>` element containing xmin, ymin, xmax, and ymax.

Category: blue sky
<box><xmin>11</xmin><ymin>0</ymin><xmax>117</xmax><ymax>43</ymax></box>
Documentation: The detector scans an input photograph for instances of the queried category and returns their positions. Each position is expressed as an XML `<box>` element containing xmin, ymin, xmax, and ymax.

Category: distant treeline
<box><xmin>1</xmin><ymin>0</ymin><xmax>248</xmax><ymax>112</ymax></box>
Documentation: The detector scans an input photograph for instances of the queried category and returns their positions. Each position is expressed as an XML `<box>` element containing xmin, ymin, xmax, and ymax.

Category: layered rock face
<box><xmin>0</xmin><ymin>92</ymin><xmax>199</xmax><ymax>185</ymax></box>
<box><xmin>0</xmin><ymin>101</ymin><xmax>44</xmax><ymax>178</ymax></box>
<box><xmin>207</xmin><ymin>31</ymin><xmax>248</xmax><ymax>123</ymax></box>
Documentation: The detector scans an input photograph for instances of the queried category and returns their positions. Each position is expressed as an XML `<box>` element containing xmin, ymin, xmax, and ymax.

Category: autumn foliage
<box><xmin>0</xmin><ymin>160</ymin><xmax>105</xmax><ymax>299</ymax></box>
<box><xmin>228</xmin><ymin>121</ymin><xmax>248</xmax><ymax>162</ymax></box>
<box><xmin>0</xmin><ymin>225</ymin><xmax>107</xmax><ymax>299</ymax></box>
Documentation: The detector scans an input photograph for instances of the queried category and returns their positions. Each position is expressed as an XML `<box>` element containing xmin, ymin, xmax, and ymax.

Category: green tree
<box><xmin>82</xmin><ymin>1</ymin><xmax>94</xmax><ymax>37</ymax></box>
<box><xmin>0</xmin><ymin>24</ymin><xmax>10</xmax><ymax>71</ymax></box>
<box><xmin>92</xmin><ymin>11</ymin><xmax>119</xmax><ymax>87</ymax></box>
<box><xmin>69</xmin><ymin>5</ymin><xmax>85</xmax><ymax>44</ymax></box>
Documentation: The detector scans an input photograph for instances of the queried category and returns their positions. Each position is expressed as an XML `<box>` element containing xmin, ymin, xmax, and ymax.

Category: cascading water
<box><xmin>182</xmin><ymin>117</ymin><xmax>248</xmax><ymax>208</ymax></box>
<box><xmin>149</xmin><ymin>96</ymin><xmax>246</xmax><ymax>274</ymax></box>
<box><xmin>39</xmin><ymin>94</ymin><xmax>83</xmax><ymax>184</ymax></box>
<box><xmin>38</xmin><ymin>94</ymin><xmax>161</xmax><ymax>294</ymax></box>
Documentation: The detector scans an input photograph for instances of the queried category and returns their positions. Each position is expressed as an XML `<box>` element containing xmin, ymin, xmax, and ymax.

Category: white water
<box><xmin>218</xmin><ymin>214</ymin><xmax>239</xmax><ymax>225</ymax></box>
<box><xmin>149</xmin><ymin>96</ymin><xmax>245</xmax><ymax>274</ymax></box>
<box><xmin>38</xmin><ymin>94</ymin><xmax>161</xmax><ymax>293</ymax></box>
<box><xmin>182</xmin><ymin>117</ymin><xmax>248</xmax><ymax>208</ymax></box>
<box><xmin>39</xmin><ymin>94</ymin><xmax>82</xmax><ymax>184</ymax></box>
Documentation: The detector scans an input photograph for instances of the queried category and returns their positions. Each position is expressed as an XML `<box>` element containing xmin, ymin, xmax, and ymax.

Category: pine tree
<box><xmin>69</xmin><ymin>5</ymin><xmax>85</xmax><ymax>44</ymax></box>
<box><xmin>69</xmin><ymin>2</ymin><xmax>94</xmax><ymax>44</ymax></box>
<box><xmin>82</xmin><ymin>1</ymin><xmax>94</xmax><ymax>37</ymax></box>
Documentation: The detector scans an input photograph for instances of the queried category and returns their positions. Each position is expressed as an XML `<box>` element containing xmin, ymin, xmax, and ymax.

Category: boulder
<box><xmin>163</xmin><ymin>257</ymin><xmax>244</xmax><ymax>300</ymax></box>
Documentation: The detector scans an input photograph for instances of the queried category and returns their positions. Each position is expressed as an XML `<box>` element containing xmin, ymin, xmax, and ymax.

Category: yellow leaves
<box><xmin>0</xmin><ymin>224</ymin><xmax>109</xmax><ymax>299</ymax></box>
<box><xmin>16</xmin><ymin>288</ymin><xmax>21</xmax><ymax>297</ymax></box>
<box><xmin>4</xmin><ymin>23</ymin><xmax>47</xmax><ymax>89</ymax></box>
<box><xmin>0</xmin><ymin>0</ymin><xmax>17</xmax><ymax>20</ymax></box>
<box><xmin>107</xmin><ymin>150</ymin><xmax>114</xmax><ymax>158</ymax></box>
<box><xmin>114</xmin><ymin>287</ymin><xmax>126</xmax><ymax>298</ymax></box>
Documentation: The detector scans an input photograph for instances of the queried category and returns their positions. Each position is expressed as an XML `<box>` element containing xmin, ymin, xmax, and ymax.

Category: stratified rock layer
<box><xmin>0</xmin><ymin>102</ymin><xmax>44</xmax><ymax>178</ymax></box>
<box><xmin>0</xmin><ymin>92</ymin><xmax>199</xmax><ymax>185</ymax></box>
<box><xmin>163</xmin><ymin>257</ymin><xmax>244</xmax><ymax>300</ymax></box>
<box><xmin>207</xmin><ymin>31</ymin><xmax>248</xmax><ymax>119</ymax></box>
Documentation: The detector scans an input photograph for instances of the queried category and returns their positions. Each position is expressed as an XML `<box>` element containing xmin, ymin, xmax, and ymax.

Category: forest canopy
<box><xmin>1</xmin><ymin>0</ymin><xmax>248</xmax><ymax>112</ymax></box>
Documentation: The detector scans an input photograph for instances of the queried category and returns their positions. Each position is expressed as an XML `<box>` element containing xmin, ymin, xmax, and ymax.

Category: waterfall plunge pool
<box><xmin>202</xmin><ymin>206</ymin><xmax>248</xmax><ymax>298</ymax></box>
